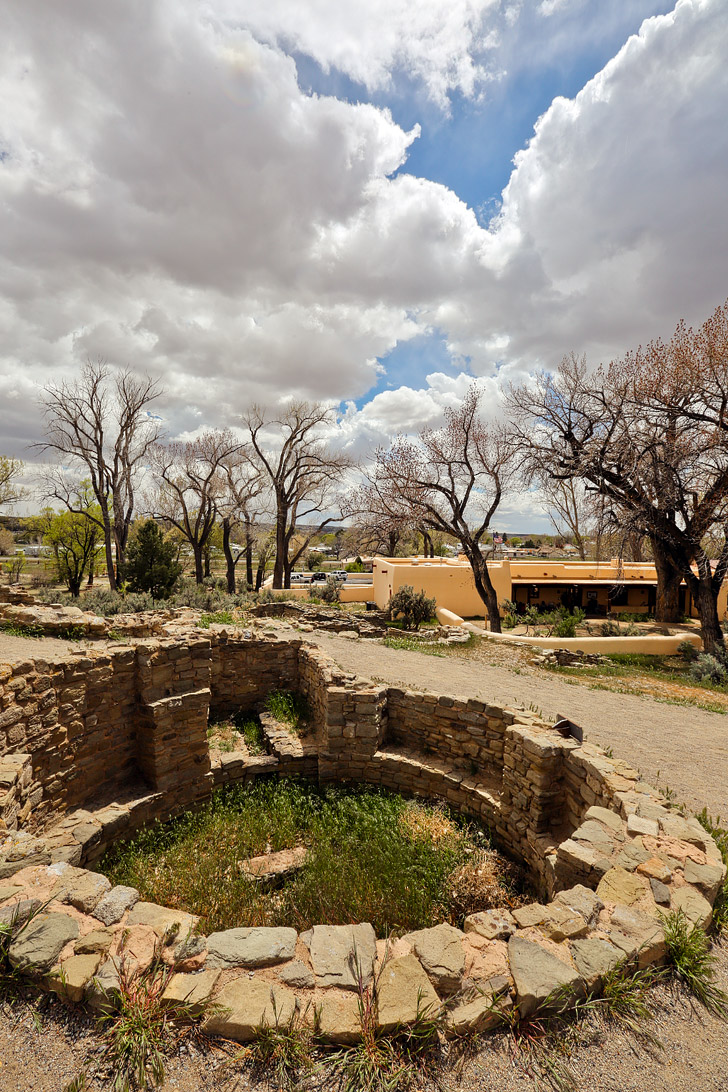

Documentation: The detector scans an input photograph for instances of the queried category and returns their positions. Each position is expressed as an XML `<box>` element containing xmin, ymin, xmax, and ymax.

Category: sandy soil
<box><xmin>307</xmin><ymin>632</ymin><xmax>728</xmax><ymax>819</ymax></box>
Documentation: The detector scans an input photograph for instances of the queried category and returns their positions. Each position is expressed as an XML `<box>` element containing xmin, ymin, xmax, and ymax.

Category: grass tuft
<box><xmin>264</xmin><ymin>689</ymin><xmax>309</xmax><ymax>732</ymax></box>
<box><xmin>661</xmin><ymin>908</ymin><xmax>728</xmax><ymax>1018</ymax></box>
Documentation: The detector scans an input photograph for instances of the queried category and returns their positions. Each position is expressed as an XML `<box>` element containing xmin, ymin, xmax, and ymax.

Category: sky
<box><xmin>2</xmin><ymin>0</ymin><xmax>727</xmax><ymax>530</ymax></box>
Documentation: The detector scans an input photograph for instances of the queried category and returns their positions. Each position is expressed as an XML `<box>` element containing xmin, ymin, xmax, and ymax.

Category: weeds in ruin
<box><xmin>245</xmin><ymin>1002</ymin><xmax>316</xmax><ymax>1090</ymax></box>
<box><xmin>207</xmin><ymin>710</ymin><xmax>266</xmax><ymax>755</ymax></box>
<box><xmin>101</xmin><ymin>780</ymin><xmax>519</xmax><ymax>935</ymax></box>
<box><xmin>264</xmin><ymin>689</ymin><xmax>309</xmax><ymax>732</ymax></box>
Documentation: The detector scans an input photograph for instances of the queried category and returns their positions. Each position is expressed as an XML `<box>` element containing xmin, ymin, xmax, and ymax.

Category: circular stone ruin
<box><xmin>0</xmin><ymin>618</ymin><xmax>725</xmax><ymax>1042</ymax></box>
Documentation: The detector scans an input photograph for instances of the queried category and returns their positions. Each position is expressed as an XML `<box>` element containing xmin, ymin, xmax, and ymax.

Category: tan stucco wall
<box><xmin>374</xmin><ymin>556</ymin><xmax>728</xmax><ymax>621</ymax></box>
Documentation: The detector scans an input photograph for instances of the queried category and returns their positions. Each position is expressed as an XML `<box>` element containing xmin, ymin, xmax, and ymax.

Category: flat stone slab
<box><xmin>59</xmin><ymin>871</ymin><xmax>111</xmax><ymax>914</ymax></box>
<box><xmin>608</xmin><ymin>905</ymin><xmax>666</xmax><ymax>966</ymax></box>
<box><xmin>205</xmin><ymin>978</ymin><xmax>296</xmax><ymax>1040</ymax></box>
<box><xmin>93</xmin><ymin>885</ymin><xmax>140</xmax><ymax>926</ymax></box>
<box><xmin>162</xmin><ymin>970</ymin><xmax>220</xmax><ymax>1014</ymax></box>
<box><xmin>596</xmin><ymin>867</ymin><xmax>647</xmax><ymax>907</ymax></box>
<box><xmin>670</xmin><ymin>886</ymin><xmax>713</xmax><ymax>929</ymax></box>
<box><xmin>570</xmin><ymin>938</ymin><xmax>622</xmax><ymax>986</ymax></box>
<box><xmin>317</xmin><ymin>992</ymin><xmax>362</xmax><ymax>1044</ymax></box>
<box><xmin>239</xmin><ymin>846</ymin><xmax>308</xmax><ymax>883</ymax></box>
<box><xmin>278</xmin><ymin>959</ymin><xmax>315</xmax><ymax>989</ymax></box>
<box><xmin>206</xmin><ymin>927</ymin><xmax>297</xmax><ymax>969</ymax></box>
<box><xmin>512</xmin><ymin>903</ymin><xmax>587</xmax><ymax>941</ymax></box>
<box><xmin>508</xmin><ymin>935</ymin><xmax>580</xmax><ymax>1017</ymax></box>
<box><xmin>85</xmin><ymin>958</ymin><xmax>121</xmax><ymax>1013</ymax></box>
<box><xmin>463</xmin><ymin>909</ymin><xmax>515</xmax><ymax>941</ymax></box>
<box><xmin>48</xmin><ymin>953</ymin><xmax>101</xmax><ymax>1002</ymax></box>
<box><xmin>377</xmin><ymin>954</ymin><xmax>440</xmax><ymax>1030</ymax></box>
<box><xmin>446</xmin><ymin>987</ymin><xmax>512</xmax><ymax>1035</ymax></box>
<box><xmin>9</xmin><ymin>912</ymin><xmax>79</xmax><ymax>974</ymax></box>
<box><xmin>403</xmin><ymin>923</ymin><xmax>465</xmax><ymax>995</ymax></box>
<box><xmin>75</xmin><ymin>929</ymin><xmax>115</xmax><ymax>956</ymax></box>
<box><xmin>684</xmin><ymin>858</ymin><xmax>726</xmax><ymax>900</ymax></box>
<box><xmin>126</xmin><ymin>901</ymin><xmax>198</xmax><ymax>941</ymax></box>
<box><xmin>310</xmin><ymin>923</ymin><xmax>377</xmax><ymax>990</ymax></box>
<box><xmin>552</xmin><ymin>885</ymin><xmax>603</xmax><ymax>924</ymax></box>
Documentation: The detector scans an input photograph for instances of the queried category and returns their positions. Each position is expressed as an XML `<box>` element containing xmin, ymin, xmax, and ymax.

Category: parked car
<box><xmin>290</xmin><ymin>572</ymin><xmax>313</xmax><ymax>584</ymax></box>
<box><xmin>329</xmin><ymin>570</ymin><xmax>349</xmax><ymax>581</ymax></box>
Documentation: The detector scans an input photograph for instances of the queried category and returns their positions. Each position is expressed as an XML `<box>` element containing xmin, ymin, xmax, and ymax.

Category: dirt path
<box><xmin>308</xmin><ymin>633</ymin><xmax>728</xmax><ymax>818</ymax></box>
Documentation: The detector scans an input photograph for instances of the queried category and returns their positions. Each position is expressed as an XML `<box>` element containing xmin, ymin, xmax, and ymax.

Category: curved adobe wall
<box><xmin>0</xmin><ymin>629</ymin><xmax>725</xmax><ymax>1044</ymax></box>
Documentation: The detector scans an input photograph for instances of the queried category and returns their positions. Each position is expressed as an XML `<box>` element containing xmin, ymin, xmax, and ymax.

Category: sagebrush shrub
<box><xmin>388</xmin><ymin>585</ymin><xmax>437</xmax><ymax>631</ymax></box>
<box><xmin>690</xmin><ymin>653</ymin><xmax>727</xmax><ymax>684</ymax></box>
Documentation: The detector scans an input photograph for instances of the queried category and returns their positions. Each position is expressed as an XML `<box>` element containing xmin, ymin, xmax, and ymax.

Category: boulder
<box><xmin>507</xmin><ymin>935</ymin><xmax>580</xmax><ymax>1017</ymax></box>
<box><xmin>309</xmin><ymin>923</ymin><xmax>377</xmax><ymax>991</ymax></box>
<box><xmin>206</xmin><ymin>927</ymin><xmax>297</xmax><ymax>969</ymax></box>
<box><xmin>59</xmin><ymin>871</ymin><xmax>111</xmax><ymax>914</ymax></box>
<box><xmin>205</xmin><ymin>978</ymin><xmax>296</xmax><ymax>1041</ymax></box>
<box><xmin>93</xmin><ymin>885</ymin><xmax>140</xmax><ymax>926</ymax></box>
<box><xmin>376</xmin><ymin>954</ymin><xmax>440</xmax><ymax>1030</ymax></box>
<box><xmin>8</xmin><ymin>911</ymin><xmax>79</xmax><ymax>974</ymax></box>
<box><xmin>402</xmin><ymin>923</ymin><xmax>465</xmax><ymax>995</ymax></box>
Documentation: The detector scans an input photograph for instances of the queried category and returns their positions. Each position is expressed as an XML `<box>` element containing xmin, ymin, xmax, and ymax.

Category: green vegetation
<box><xmin>264</xmin><ymin>689</ymin><xmax>309</xmax><ymax>732</ymax></box>
<box><xmin>661</xmin><ymin>908</ymin><xmax>728</xmax><ymax>1017</ymax></box>
<box><xmin>101</xmin><ymin>780</ymin><xmax>514</xmax><ymax>935</ymax></box>
<box><xmin>387</xmin><ymin>585</ymin><xmax>437</xmax><ymax>631</ymax></box>
<box><xmin>383</xmin><ymin>633</ymin><xmax>476</xmax><ymax>656</ymax></box>
<box><xmin>695</xmin><ymin>809</ymin><xmax>728</xmax><ymax>936</ymax></box>
<box><xmin>123</xmin><ymin>520</ymin><xmax>182</xmax><ymax>600</ymax></box>
<box><xmin>198</xmin><ymin>610</ymin><xmax>235</xmax><ymax>628</ymax></box>
<box><xmin>207</xmin><ymin>710</ymin><xmax>266</xmax><ymax>755</ymax></box>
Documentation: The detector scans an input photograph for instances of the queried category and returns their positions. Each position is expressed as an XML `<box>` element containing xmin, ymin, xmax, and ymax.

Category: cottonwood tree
<box><xmin>218</xmin><ymin>449</ymin><xmax>266</xmax><ymax>593</ymax></box>
<box><xmin>539</xmin><ymin>478</ymin><xmax>592</xmax><ymax>559</ymax></box>
<box><xmin>244</xmin><ymin>402</ymin><xmax>352</xmax><ymax>588</ymax></box>
<box><xmin>341</xmin><ymin>482</ymin><xmax>412</xmax><ymax>557</ymax></box>
<box><xmin>372</xmin><ymin>385</ymin><xmax>512</xmax><ymax>631</ymax></box>
<box><xmin>509</xmin><ymin>303</ymin><xmax>728</xmax><ymax>651</ymax></box>
<box><xmin>151</xmin><ymin>430</ymin><xmax>242</xmax><ymax>584</ymax></box>
<box><xmin>38</xmin><ymin>361</ymin><xmax>163</xmax><ymax>591</ymax></box>
<box><xmin>40</xmin><ymin>487</ymin><xmax>103</xmax><ymax>597</ymax></box>
<box><xmin>0</xmin><ymin>456</ymin><xmax>24</xmax><ymax>510</ymax></box>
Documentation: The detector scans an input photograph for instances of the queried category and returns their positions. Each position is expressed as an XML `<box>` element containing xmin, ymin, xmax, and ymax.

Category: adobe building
<box><xmin>371</xmin><ymin>556</ymin><xmax>728</xmax><ymax>620</ymax></box>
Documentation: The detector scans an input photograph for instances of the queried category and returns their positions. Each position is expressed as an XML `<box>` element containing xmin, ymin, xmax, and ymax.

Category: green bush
<box><xmin>319</xmin><ymin>576</ymin><xmax>343</xmax><ymax>604</ymax></box>
<box><xmin>553</xmin><ymin>607</ymin><xmax>585</xmax><ymax>638</ymax></box>
<box><xmin>124</xmin><ymin>520</ymin><xmax>182</xmax><ymax>600</ymax></box>
<box><xmin>388</xmin><ymin>585</ymin><xmax>437</xmax><ymax>631</ymax></box>
<box><xmin>678</xmin><ymin>639</ymin><xmax>700</xmax><ymax>662</ymax></box>
<box><xmin>690</xmin><ymin>653</ymin><xmax>727</xmax><ymax>684</ymax></box>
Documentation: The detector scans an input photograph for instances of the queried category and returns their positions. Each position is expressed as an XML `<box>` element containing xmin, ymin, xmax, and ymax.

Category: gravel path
<box><xmin>308</xmin><ymin>632</ymin><xmax>728</xmax><ymax>818</ymax></box>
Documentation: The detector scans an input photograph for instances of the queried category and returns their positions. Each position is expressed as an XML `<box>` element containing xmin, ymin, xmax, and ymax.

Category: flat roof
<box><xmin>511</xmin><ymin>578</ymin><xmax>659</xmax><ymax>586</ymax></box>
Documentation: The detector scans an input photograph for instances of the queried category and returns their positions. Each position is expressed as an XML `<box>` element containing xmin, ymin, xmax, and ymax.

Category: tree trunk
<box><xmin>255</xmin><ymin>556</ymin><xmax>267</xmax><ymax>592</ymax></box>
<box><xmin>469</xmin><ymin>548</ymin><xmax>502</xmax><ymax>632</ymax></box>
<box><xmin>244</xmin><ymin>518</ymin><xmax>254</xmax><ymax>590</ymax></box>
<box><xmin>222</xmin><ymin>518</ymin><xmax>236</xmax><ymax>594</ymax></box>
<box><xmin>691</xmin><ymin>574</ymin><xmax>725</xmax><ymax>654</ymax></box>
<box><xmin>102</xmin><ymin>510</ymin><xmax>116</xmax><ymax>593</ymax></box>
<box><xmin>193</xmin><ymin>543</ymin><xmax>204</xmax><ymax>584</ymax></box>
<box><xmin>204</xmin><ymin>543</ymin><xmax>211</xmax><ymax>579</ymax></box>
<box><xmin>652</xmin><ymin>539</ymin><xmax>683</xmax><ymax>622</ymax></box>
<box><xmin>273</xmin><ymin>507</ymin><xmax>287</xmax><ymax>589</ymax></box>
<box><xmin>387</xmin><ymin>531</ymin><xmax>398</xmax><ymax>557</ymax></box>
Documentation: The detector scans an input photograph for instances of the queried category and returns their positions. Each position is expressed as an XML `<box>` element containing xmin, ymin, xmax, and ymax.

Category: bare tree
<box><xmin>372</xmin><ymin>385</ymin><xmax>512</xmax><ymax>631</ymax></box>
<box><xmin>151</xmin><ymin>430</ymin><xmax>242</xmax><ymax>584</ymax></box>
<box><xmin>341</xmin><ymin>482</ymin><xmax>412</xmax><ymax>557</ymax></box>
<box><xmin>218</xmin><ymin>449</ymin><xmax>266</xmax><ymax>593</ymax></box>
<box><xmin>539</xmin><ymin>478</ymin><xmax>591</xmax><ymax>559</ymax></box>
<box><xmin>244</xmin><ymin>402</ymin><xmax>352</xmax><ymax>588</ymax></box>
<box><xmin>0</xmin><ymin>456</ymin><xmax>24</xmax><ymax>509</ymax></box>
<box><xmin>509</xmin><ymin>303</ymin><xmax>728</xmax><ymax>651</ymax></box>
<box><xmin>37</xmin><ymin>361</ymin><xmax>162</xmax><ymax>591</ymax></box>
